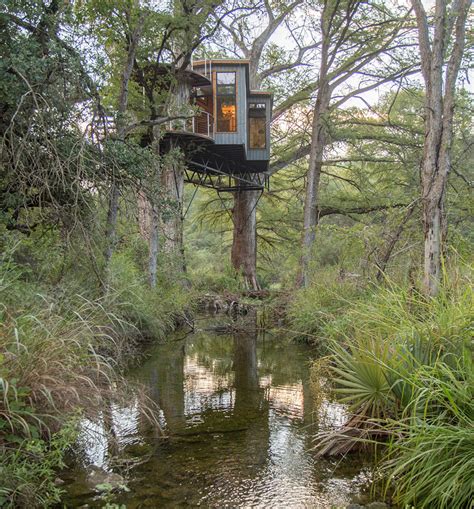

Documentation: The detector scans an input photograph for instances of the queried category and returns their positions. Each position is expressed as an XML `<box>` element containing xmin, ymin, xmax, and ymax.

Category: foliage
<box><xmin>0</xmin><ymin>423</ymin><xmax>77</xmax><ymax>508</ymax></box>
<box><xmin>0</xmin><ymin>234</ymin><xmax>186</xmax><ymax>506</ymax></box>
<box><xmin>286</xmin><ymin>267</ymin><xmax>366</xmax><ymax>342</ymax></box>
<box><xmin>107</xmin><ymin>251</ymin><xmax>194</xmax><ymax>341</ymax></box>
<box><xmin>384</xmin><ymin>360</ymin><xmax>474</xmax><ymax>509</ymax></box>
<box><xmin>316</xmin><ymin>265</ymin><xmax>473</xmax><ymax>507</ymax></box>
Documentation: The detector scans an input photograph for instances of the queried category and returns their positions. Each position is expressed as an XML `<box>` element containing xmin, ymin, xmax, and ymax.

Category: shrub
<box><xmin>0</xmin><ymin>423</ymin><xmax>77</xmax><ymax>508</ymax></box>
<box><xmin>319</xmin><ymin>268</ymin><xmax>474</xmax><ymax>508</ymax></box>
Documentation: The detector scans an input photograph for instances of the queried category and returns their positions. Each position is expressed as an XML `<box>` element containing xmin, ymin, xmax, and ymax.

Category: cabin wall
<box><xmin>193</xmin><ymin>62</ymin><xmax>271</xmax><ymax>166</ymax></box>
<box><xmin>216</xmin><ymin>64</ymin><xmax>246</xmax><ymax>146</ymax></box>
<box><xmin>199</xmin><ymin>64</ymin><xmax>248</xmax><ymax>147</ymax></box>
<box><xmin>247</xmin><ymin>95</ymin><xmax>271</xmax><ymax>162</ymax></box>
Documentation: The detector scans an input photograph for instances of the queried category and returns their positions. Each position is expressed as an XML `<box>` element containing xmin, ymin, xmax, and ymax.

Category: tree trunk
<box><xmin>300</xmin><ymin>83</ymin><xmax>331</xmax><ymax>287</ymax></box>
<box><xmin>138</xmin><ymin>190</ymin><xmax>152</xmax><ymax>240</ymax></box>
<box><xmin>231</xmin><ymin>182</ymin><xmax>260</xmax><ymax>290</ymax></box>
<box><xmin>411</xmin><ymin>0</ymin><xmax>470</xmax><ymax>296</ymax></box>
<box><xmin>103</xmin><ymin>12</ymin><xmax>146</xmax><ymax>284</ymax></box>
<box><xmin>148</xmin><ymin>203</ymin><xmax>160</xmax><ymax>288</ymax></box>
<box><xmin>230</xmin><ymin>58</ymin><xmax>263</xmax><ymax>290</ymax></box>
<box><xmin>160</xmin><ymin>156</ymin><xmax>185</xmax><ymax>262</ymax></box>
<box><xmin>298</xmin><ymin>0</ymin><xmax>338</xmax><ymax>288</ymax></box>
<box><xmin>160</xmin><ymin>72</ymin><xmax>190</xmax><ymax>276</ymax></box>
<box><xmin>104</xmin><ymin>183</ymin><xmax>120</xmax><ymax>274</ymax></box>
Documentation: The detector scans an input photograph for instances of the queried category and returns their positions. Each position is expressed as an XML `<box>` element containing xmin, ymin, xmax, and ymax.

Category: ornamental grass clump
<box><xmin>383</xmin><ymin>360</ymin><xmax>474</xmax><ymax>509</ymax></box>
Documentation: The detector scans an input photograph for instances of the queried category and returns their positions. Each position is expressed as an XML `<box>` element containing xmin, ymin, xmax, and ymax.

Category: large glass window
<box><xmin>249</xmin><ymin>102</ymin><xmax>266</xmax><ymax>149</ymax></box>
<box><xmin>216</xmin><ymin>72</ymin><xmax>237</xmax><ymax>132</ymax></box>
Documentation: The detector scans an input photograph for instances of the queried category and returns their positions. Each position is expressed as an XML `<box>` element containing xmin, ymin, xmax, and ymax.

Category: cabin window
<box><xmin>249</xmin><ymin>102</ymin><xmax>266</xmax><ymax>149</ymax></box>
<box><xmin>216</xmin><ymin>72</ymin><xmax>237</xmax><ymax>132</ymax></box>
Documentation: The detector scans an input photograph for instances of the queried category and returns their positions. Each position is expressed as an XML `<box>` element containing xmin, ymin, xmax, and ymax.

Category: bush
<box><xmin>318</xmin><ymin>267</ymin><xmax>474</xmax><ymax>508</ymax></box>
<box><xmin>0</xmin><ymin>424</ymin><xmax>77</xmax><ymax>508</ymax></box>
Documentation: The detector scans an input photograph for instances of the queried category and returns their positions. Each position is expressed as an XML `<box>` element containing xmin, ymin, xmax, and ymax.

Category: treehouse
<box><xmin>163</xmin><ymin>59</ymin><xmax>273</xmax><ymax>192</ymax></box>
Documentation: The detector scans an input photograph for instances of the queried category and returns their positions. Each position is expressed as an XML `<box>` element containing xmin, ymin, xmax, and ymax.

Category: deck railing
<box><xmin>167</xmin><ymin>111</ymin><xmax>214</xmax><ymax>139</ymax></box>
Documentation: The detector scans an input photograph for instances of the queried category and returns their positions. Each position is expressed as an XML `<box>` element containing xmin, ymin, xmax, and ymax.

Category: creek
<box><xmin>61</xmin><ymin>313</ymin><xmax>372</xmax><ymax>508</ymax></box>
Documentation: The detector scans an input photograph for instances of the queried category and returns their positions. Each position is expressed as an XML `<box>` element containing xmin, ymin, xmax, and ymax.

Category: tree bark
<box><xmin>231</xmin><ymin>55</ymin><xmax>262</xmax><ymax>290</ymax></box>
<box><xmin>300</xmin><ymin>81</ymin><xmax>331</xmax><ymax>287</ymax></box>
<box><xmin>138</xmin><ymin>190</ymin><xmax>152</xmax><ymax>240</ymax></box>
<box><xmin>411</xmin><ymin>0</ymin><xmax>470</xmax><ymax>296</ymax></box>
<box><xmin>159</xmin><ymin>72</ymin><xmax>191</xmax><ymax>276</ymax></box>
<box><xmin>160</xmin><ymin>155</ymin><xmax>185</xmax><ymax>263</ymax></box>
<box><xmin>231</xmin><ymin>181</ymin><xmax>261</xmax><ymax>290</ymax></box>
<box><xmin>148</xmin><ymin>201</ymin><xmax>160</xmax><ymax>288</ymax></box>
<box><xmin>299</xmin><ymin>1</ymin><xmax>333</xmax><ymax>287</ymax></box>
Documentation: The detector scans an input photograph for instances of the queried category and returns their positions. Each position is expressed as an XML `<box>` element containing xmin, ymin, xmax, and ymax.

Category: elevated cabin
<box><xmin>163</xmin><ymin>59</ymin><xmax>273</xmax><ymax>191</ymax></box>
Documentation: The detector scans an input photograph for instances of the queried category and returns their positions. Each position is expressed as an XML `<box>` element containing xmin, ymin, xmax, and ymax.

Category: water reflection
<box><xmin>63</xmin><ymin>314</ymin><xmax>370</xmax><ymax>508</ymax></box>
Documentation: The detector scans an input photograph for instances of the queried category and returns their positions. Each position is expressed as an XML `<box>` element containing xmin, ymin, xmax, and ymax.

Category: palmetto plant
<box><xmin>318</xmin><ymin>271</ymin><xmax>474</xmax><ymax>507</ymax></box>
<box><xmin>330</xmin><ymin>339</ymin><xmax>393</xmax><ymax>419</ymax></box>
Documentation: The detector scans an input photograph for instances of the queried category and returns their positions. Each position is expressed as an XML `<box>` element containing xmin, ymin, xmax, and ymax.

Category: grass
<box><xmin>286</xmin><ymin>267</ymin><xmax>367</xmax><ymax>343</ymax></box>
<box><xmin>384</xmin><ymin>360</ymin><xmax>474</xmax><ymax>509</ymax></box>
<box><xmin>0</xmin><ymin>240</ymin><xmax>190</xmax><ymax>507</ymax></box>
<box><xmin>305</xmin><ymin>264</ymin><xmax>473</xmax><ymax>507</ymax></box>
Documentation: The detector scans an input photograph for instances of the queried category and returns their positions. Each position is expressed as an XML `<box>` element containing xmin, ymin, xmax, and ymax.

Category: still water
<box><xmin>62</xmin><ymin>314</ymin><xmax>371</xmax><ymax>508</ymax></box>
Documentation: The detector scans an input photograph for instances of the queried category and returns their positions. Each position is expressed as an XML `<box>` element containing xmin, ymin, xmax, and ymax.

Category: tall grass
<box><xmin>384</xmin><ymin>360</ymin><xmax>474</xmax><ymax>509</ymax></box>
<box><xmin>0</xmin><ymin>244</ymin><xmax>185</xmax><ymax>507</ymax></box>
<box><xmin>287</xmin><ymin>267</ymin><xmax>366</xmax><ymax>343</ymax></box>
<box><xmin>310</xmin><ymin>265</ymin><xmax>473</xmax><ymax>507</ymax></box>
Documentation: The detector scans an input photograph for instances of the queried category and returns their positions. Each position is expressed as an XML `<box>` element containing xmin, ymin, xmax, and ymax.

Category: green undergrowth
<box><xmin>0</xmin><ymin>239</ymin><xmax>193</xmax><ymax>507</ymax></box>
<box><xmin>311</xmin><ymin>264</ymin><xmax>473</xmax><ymax>508</ymax></box>
<box><xmin>285</xmin><ymin>268</ymin><xmax>368</xmax><ymax>344</ymax></box>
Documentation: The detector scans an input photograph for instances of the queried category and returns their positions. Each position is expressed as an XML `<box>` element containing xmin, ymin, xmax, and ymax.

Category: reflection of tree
<box><xmin>149</xmin><ymin>342</ymin><xmax>186</xmax><ymax>430</ymax></box>
<box><xmin>186</xmin><ymin>334</ymin><xmax>235</xmax><ymax>376</ymax></box>
<box><xmin>102</xmin><ymin>397</ymin><xmax>119</xmax><ymax>460</ymax></box>
<box><xmin>233</xmin><ymin>332</ymin><xmax>260</xmax><ymax>409</ymax></box>
<box><xmin>257</xmin><ymin>336</ymin><xmax>312</xmax><ymax>386</ymax></box>
<box><xmin>232</xmin><ymin>310</ymin><xmax>270</xmax><ymax>469</ymax></box>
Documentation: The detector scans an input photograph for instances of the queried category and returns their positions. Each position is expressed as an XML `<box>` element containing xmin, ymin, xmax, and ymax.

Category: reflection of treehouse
<box><xmin>162</xmin><ymin>60</ymin><xmax>272</xmax><ymax>192</ymax></box>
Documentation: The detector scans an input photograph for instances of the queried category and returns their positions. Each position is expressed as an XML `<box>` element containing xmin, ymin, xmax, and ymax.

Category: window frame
<box><xmin>214</xmin><ymin>71</ymin><xmax>238</xmax><ymax>133</ymax></box>
<box><xmin>248</xmin><ymin>101</ymin><xmax>267</xmax><ymax>149</ymax></box>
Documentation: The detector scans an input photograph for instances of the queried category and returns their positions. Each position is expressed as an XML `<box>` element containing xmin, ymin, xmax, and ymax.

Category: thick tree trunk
<box><xmin>230</xmin><ymin>58</ymin><xmax>263</xmax><ymax>290</ymax></box>
<box><xmin>160</xmin><ymin>73</ymin><xmax>190</xmax><ymax>275</ymax></box>
<box><xmin>423</xmin><ymin>202</ymin><xmax>443</xmax><ymax>294</ymax></box>
<box><xmin>160</xmin><ymin>158</ymin><xmax>185</xmax><ymax>262</ymax></box>
<box><xmin>231</xmin><ymin>183</ymin><xmax>260</xmax><ymax>290</ymax></box>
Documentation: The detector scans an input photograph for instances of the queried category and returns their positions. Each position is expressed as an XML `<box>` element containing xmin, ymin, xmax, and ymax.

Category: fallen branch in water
<box><xmin>314</xmin><ymin>413</ymin><xmax>392</xmax><ymax>456</ymax></box>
